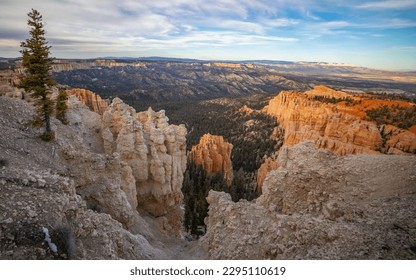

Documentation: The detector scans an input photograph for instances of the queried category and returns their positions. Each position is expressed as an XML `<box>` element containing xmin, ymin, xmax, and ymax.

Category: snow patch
<box><xmin>42</xmin><ymin>227</ymin><xmax>58</xmax><ymax>253</ymax></box>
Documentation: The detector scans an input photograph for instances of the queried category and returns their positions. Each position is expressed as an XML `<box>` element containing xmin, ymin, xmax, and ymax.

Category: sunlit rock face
<box><xmin>264</xmin><ymin>86</ymin><xmax>416</xmax><ymax>155</ymax></box>
<box><xmin>66</xmin><ymin>88</ymin><xmax>110</xmax><ymax>115</ymax></box>
<box><xmin>189</xmin><ymin>133</ymin><xmax>234</xmax><ymax>186</ymax></box>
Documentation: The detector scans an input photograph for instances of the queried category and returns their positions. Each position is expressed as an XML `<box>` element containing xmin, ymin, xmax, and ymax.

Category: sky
<box><xmin>1</xmin><ymin>0</ymin><xmax>416</xmax><ymax>70</ymax></box>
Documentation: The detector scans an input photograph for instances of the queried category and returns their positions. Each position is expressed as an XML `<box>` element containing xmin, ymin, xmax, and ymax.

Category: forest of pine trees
<box><xmin>182</xmin><ymin>159</ymin><xmax>261</xmax><ymax>237</ymax></box>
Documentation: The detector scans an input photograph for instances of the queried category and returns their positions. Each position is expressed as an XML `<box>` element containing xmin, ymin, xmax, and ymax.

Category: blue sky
<box><xmin>1</xmin><ymin>0</ymin><xmax>415</xmax><ymax>70</ymax></box>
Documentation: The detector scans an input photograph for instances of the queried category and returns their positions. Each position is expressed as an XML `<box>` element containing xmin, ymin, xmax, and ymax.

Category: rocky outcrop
<box><xmin>0</xmin><ymin>168</ymin><xmax>164</xmax><ymax>260</ymax></box>
<box><xmin>66</xmin><ymin>88</ymin><xmax>109</xmax><ymax>115</ymax></box>
<box><xmin>101</xmin><ymin>99</ymin><xmax>187</xmax><ymax>224</ymax></box>
<box><xmin>0</xmin><ymin>96</ymin><xmax>166</xmax><ymax>259</ymax></box>
<box><xmin>202</xmin><ymin>141</ymin><xmax>416</xmax><ymax>259</ymax></box>
<box><xmin>189</xmin><ymin>133</ymin><xmax>233</xmax><ymax>186</ymax></box>
<box><xmin>264</xmin><ymin>86</ymin><xmax>416</xmax><ymax>155</ymax></box>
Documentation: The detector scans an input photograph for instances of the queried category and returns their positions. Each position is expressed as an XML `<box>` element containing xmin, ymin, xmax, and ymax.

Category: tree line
<box><xmin>182</xmin><ymin>159</ymin><xmax>260</xmax><ymax>237</ymax></box>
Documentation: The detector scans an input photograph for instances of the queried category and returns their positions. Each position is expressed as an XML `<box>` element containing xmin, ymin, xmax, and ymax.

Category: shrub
<box><xmin>0</xmin><ymin>159</ymin><xmax>8</xmax><ymax>167</ymax></box>
<box><xmin>39</xmin><ymin>131</ymin><xmax>55</xmax><ymax>142</ymax></box>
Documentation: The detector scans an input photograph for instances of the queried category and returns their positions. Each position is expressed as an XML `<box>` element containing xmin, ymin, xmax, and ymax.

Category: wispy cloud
<box><xmin>361</xmin><ymin>18</ymin><xmax>416</xmax><ymax>29</ymax></box>
<box><xmin>357</xmin><ymin>0</ymin><xmax>416</xmax><ymax>9</ymax></box>
<box><xmin>0</xmin><ymin>0</ymin><xmax>415</xmax><ymax>69</ymax></box>
<box><xmin>305</xmin><ymin>10</ymin><xmax>321</xmax><ymax>21</ymax></box>
<box><xmin>264</xmin><ymin>18</ymin><xmax>299</xmax><ymax>28</ymax></box>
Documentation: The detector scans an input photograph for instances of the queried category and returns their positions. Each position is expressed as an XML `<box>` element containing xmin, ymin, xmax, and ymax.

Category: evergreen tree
<box><xmin>20</xmin><ymin>9</ymin><xmax>56</xmax><ymax>140</ymax></box>
<box><xmin>182</xmin><ymin>159</ymin><xmax>230</xmax><ymax>237</ymax></box>
<box><xmin>56</xmin><ymin>88</ymin><xmax>68</xmax><ymax>124</ymax></box>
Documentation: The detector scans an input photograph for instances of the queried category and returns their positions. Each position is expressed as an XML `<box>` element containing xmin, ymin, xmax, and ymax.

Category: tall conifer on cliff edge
<box><xmin>20</xmin><ymin>9</ymin><xmax>56</xmax><ymax>141</ymax></box>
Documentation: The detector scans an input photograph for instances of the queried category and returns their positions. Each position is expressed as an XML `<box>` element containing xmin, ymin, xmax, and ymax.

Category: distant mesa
<box><xmin>203</xmin><ymin>62</ymin><xmax>255</xmax><ymax>69</ymax></box>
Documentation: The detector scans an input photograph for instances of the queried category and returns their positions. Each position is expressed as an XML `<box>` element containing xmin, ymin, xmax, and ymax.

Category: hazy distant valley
<box><xmin>49</xmin><ymin>59</ymin><xmax>416</xmax><ymax>105</ymax></box>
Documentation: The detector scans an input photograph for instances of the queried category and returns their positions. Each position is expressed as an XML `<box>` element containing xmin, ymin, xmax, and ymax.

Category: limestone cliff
<box><xmin>202</xmin><ymin>141</ymin><xmax>416</xmax><ymax>259</ymax></box>
<box><xmin>189</xmin><ymin>133</ymin><xmax>233</xmax><ymax>186</ymax></box>
<box><xmin>264</xmin><ymin>86</ymin><xmax>416</xmax><ymax>155</ymax></box>
<box><xmin>66</xmin><ymin>88</ymin><xmax>109</xmax><ymax>115</ymax></box>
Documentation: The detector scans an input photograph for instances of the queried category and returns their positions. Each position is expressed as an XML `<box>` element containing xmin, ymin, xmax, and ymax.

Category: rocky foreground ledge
<box><xmin>0</xmin><ymin>95</ymin><xmax>190</xmax><ymax>259</ymax></box>
<box><xmin>202</xmin><ymin>141</ymin><xmax>416</xmax><ymax>259</ymax></box>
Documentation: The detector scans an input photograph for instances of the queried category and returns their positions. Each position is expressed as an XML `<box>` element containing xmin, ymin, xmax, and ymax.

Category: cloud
<box><xmin>361</xmin><ymin>18</ymin><xmax>416</xmax><ymax>29</ymax></box>
<box><xmin>305</xmin><ymin>10</ymin><xmax>321</xmax><ymax>21</ymax></box>
<box><xmin>357</xmin><ymin>0</ymin><xmax>416</xmax><ymax>9</ymax></box>
<box><xmin>0</xmin><ymin>0</ymin><xmax>415</xmax><ymax>70</ymax></box>
<box><xmin>264</xmin><ymin>18</ymin><xmax>299</xmax><ymax>28</ymax></box>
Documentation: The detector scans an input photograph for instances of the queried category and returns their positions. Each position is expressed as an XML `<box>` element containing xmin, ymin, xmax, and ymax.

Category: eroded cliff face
<box><xmin>101</xmin><ymin>99</ymin><xmax>187</xmax><ymax>223</ymax></box>
<box><xmin>0</xmin><ymin>96</ymin><xmax>168</xmax><ymax>259</ymax></box>
<box><xmin>264</xmin><ymin>86</ymin><xmax>416</xmax><ymax>155</ymax></box>
<box><xmin>66</xmin><ymin>88</ymin><xmax>110</xmax><ymax>115</ymax></box>
<box><xmin>202</xmin><ymin>141</ymin><xmax>416</xmax><ymax>259</ymax></box>
<box><xmin>49</xmin><ymin>95</ymin><xmax>187</xmax><ymax>237</ymax></box>
<box><xmin>189</xmin><ymin>133</ymin><xmax>233</xmax><ymax>186</ymax></box>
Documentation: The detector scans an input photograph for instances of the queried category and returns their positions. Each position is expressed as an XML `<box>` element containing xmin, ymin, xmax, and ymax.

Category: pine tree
<box><xmin>20</xmin><ymin>9</ymin><xmax>56</xmax><ymax>140</ymax></box>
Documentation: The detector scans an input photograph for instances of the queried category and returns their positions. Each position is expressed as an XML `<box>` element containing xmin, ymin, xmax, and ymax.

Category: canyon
<box><xmin>1</xmin><ymin>58</ymin><xmax>415</xmax><ymax>259</ymax></box>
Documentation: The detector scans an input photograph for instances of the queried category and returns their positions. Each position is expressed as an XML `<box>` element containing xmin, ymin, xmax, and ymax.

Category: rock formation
<box><xmin>0</xmin><ymin>89</ymin><xmax>192</xmax><ymax>259</ymax></box>
<box><xmin>0</xmin><ymin>96</ymin><xmax>168</xmax><ymax>259</ymax></box>
<box><xmin>101</xmin><ymin>99</ymin><xmax>187</xmax><ymax>222</ymax></box>
<box><xmin>264</xmin><ymin>86</ymin><xmax>416</xmax><ymax>155</ymax></box>
<box><xmin>66</xmin><ymin>88</ymin><xmax>109</xmax><ymax>115</ymax></box>
<box><xmin>189</xmin><ymin>133</ymin><xmax>233</xmax><ymax>186</ymax></box>
<box><xmin>202</xmin><ymin>141</ymin><xmax>416</xmax><ymax>259</ymax></box>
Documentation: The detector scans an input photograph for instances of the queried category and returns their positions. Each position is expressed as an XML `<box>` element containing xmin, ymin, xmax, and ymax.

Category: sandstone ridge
<box><xmin>264</xmin><ymin>86</ymin><xmax>416</xmax><ymax>155</ymax></box>
<box><xmin>256</xmin><ymin>86</ymin><xmax>416</xmax><ymax>190</ymax></box>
